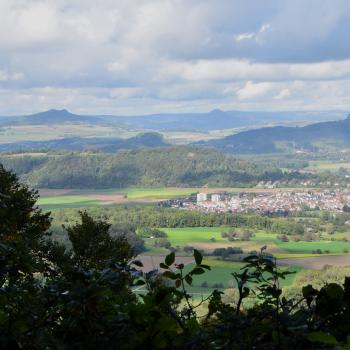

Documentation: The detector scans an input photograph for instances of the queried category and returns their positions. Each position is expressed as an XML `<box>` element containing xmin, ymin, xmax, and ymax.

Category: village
<box><xmin>162</xmin><ymin>189</ymin><xmax>350</xmax><ymax>214</ymax></box>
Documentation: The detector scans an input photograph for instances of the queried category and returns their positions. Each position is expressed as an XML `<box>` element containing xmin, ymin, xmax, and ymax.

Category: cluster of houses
<box><xmin>162</xmin><ymin>190</ymin><xmax>350</xmax><ymax>214</ymax></box>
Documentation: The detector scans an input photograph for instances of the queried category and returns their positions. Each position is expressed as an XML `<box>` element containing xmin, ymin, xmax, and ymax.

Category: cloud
<box><xmin>235</xmin><ymin>23</ymin><xmax>271</xmax><ymax>42</ymax></box>
<box><xmin>1</xmin><ymin>0</ymin><xmax>350</xmax><ymax>114</ymax></box>
<box><xmin>274</xmin><ymin>89</ymin><xmax>291</xmax><ymax>100</ymax></box>
<box><xmin>0</xmin><ymin>69</ymin><xmax>24</xmax><ymax>81</ymax></box>
<box><xmin>236</xmin><ymin>81</ymin><xmax>274</xmax><ymax>100</ymax></box>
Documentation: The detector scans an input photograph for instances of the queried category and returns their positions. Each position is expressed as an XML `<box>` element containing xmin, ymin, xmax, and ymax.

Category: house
<box><xmin>211</xmin><ymin>194</ymin><xmax>221</xmax><ymax>202</ymax></box>
<box><xmin>197</xmin><ymin>193</ymin><xmax>207</xmax><ymax>202</ymax></box>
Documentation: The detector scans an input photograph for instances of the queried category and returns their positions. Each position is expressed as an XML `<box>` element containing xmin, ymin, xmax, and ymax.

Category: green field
<box><xmin>37</xmin><ymin>187</ymin><xmax>200</xmax><ymax>209</ymax></box>
<box><xmin>181</xmin><ymin>258</ymin><xmax>301</xmax><ymax>295</ymax></box>
<box><xmin>143</xmin><ymin>227</ymin><xmax>350</xmax><ymax>256</ymax></box>
<box><xmin>135</xmin><ymin>257</ymin><xmax>302</xmax><ymax>297</ymax></box>
<box><xmin>306</xmin><ymin>160</ymin><xmax>350</xmax><ymax>173</ymax></box>
<box><xmin>38</xmin><ymin>195</ymin><xmax>101</xmax><ymax>209</ymax></box>
<box><xmin>277</xmin><ymin>240</ymin><xmax>350</xmax><ymax>253</ymax></box>
<box><xmin>121</xmin><ymin>187</ymin><xmax>197</xmax><ymax>199</ymax></box>
<box><xmin>157</xmin><ymin>227</ymin><xmax>278</xmax><ymax>252</ymax></box>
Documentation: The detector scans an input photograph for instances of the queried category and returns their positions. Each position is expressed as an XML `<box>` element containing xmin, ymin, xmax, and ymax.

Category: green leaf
<box><xmin>193</xmin><ymin>249</ymin><xmax>203</xmax><ymax>265</ymax></box>
<box><xmin>307</xmin><ymin>332</ymin><xmax>338</xmax><ymax>345</ymax></box>
<box><xmin>160</xmin><ymin>262</ymin><xmax>169</xmax><ymax>269</ymax></box>
<box><xmin>200</xmin><ymin>264</ymin><xmax>211</xmax><ymax>270</ymax></box>
<box><xmin>175</xmin><ymin>279</ymin><xmax>181</xmax><ymax>288</ymax></box>
<box><xmin>191</xmin><ymin>267</ymin><xmax>205</xmax><ymax>275</ymax></box>
<box><xmin>165</xmin><ymin>252</ymin><xmax>175</xmax><ymax>266</ymax></box>
<box><xmin>185</xmin><ymin>275</ymin><xmax>193</xmax><ymax>285</ymax></box>
<box><xmin>163</xmin><ymin>271</ymin><xmax>177</xmax><ymax>280</ymax></box>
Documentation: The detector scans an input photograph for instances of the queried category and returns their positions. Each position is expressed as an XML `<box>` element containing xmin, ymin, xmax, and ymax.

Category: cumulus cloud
<box><xmin>275</xmin><ymin>89</ymin><xmax>291</xmax><ymax>100</ymax></box>
<box><xmin>1</xmin><ymin>0</ymin><xmax>350</xmax><ymax>114</ymax></box>
<box><xmin>236</xmin><ymin>82</ymin><xmax>274</xmax><ymax>100</ymax></box>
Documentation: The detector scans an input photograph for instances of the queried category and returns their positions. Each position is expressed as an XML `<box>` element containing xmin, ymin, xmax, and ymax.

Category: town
<box><xmin>161</xmin><ymin>189</ymin><xmax>350</xmax><ymax>214</ymax></box>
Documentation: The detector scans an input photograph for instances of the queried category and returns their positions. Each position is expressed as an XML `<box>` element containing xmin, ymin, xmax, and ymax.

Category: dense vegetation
<box><xmin>49</xmin><ymin>205</ymin><xmax>350</xmax><ymax>255</ymax></box>
<box><xmin>0</xmin><ymin>132</ymin><xmax>167</xmax><ymax>152</ymax></box>
<box><xmin>50</xmin><ymin>204</ymin><xmax>338</xmax><ymax>233</ymax></box>
<box><xmin>205</xmin><ymin>114</ymin><xmax>350</xmax><ymax>153</ymax></box>
<box><xmin>3</xmin><ymin>165</ymin><xmax>350</xmax><ymax>349</ymax></box>
<box><xmin>0</xmin><ymin>147</ymin><xmax>287</xmax><ymax>188</ymax></box>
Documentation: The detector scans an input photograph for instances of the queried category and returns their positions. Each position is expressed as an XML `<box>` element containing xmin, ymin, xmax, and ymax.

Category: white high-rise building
<box><xmin>197</xmin><ymin>193</ymin><xmax>207</xmax><ymax>202</ymax></box>
<box><xmin>211</xmin><ymin>194</ymin><xmax>221</xmax><ymax>202</ymax></box>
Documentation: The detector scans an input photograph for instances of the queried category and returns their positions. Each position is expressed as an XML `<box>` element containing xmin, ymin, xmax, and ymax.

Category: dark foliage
<box><xmin>0</xmin><ymin>147</ymin><xmax>289</xmax><ymax>188</ymax></box>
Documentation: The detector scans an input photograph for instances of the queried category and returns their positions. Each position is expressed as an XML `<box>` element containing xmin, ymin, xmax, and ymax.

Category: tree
<box><xmin>0</xmin><ymin>165</ymin><xmax>51</xmax><ymax>347</ymax></box>
<box><xmin>66</xmin><ymin>211</ymin><xmax>134</xmax><ymax>269</ymax></box>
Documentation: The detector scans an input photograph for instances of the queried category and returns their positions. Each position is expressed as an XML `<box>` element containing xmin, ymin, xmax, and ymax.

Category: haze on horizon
<box><xmin>1</xmin><ymin>0</ymin><xmax>350</xmax><ymax>116</ymax></box>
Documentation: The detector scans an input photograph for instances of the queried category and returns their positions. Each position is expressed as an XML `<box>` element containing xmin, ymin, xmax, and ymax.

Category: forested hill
<box><xmin>0</xmin><ymin>132</ymin><xmax>167</xmax><ymax>152</ymax></box>
<box><xmin>203</xmin><ymin>114</ymin><xmax>350</xmax><ymax>153</ymax></box>
<box><xmin>0</xmin><ymin>147</ymin><xmax>286</xmax><ymax>188</ymax></box>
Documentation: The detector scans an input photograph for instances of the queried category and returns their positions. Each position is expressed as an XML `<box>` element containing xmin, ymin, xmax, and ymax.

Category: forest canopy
<box><xmin>0</xmin><ymin>147</ymin><xmax>287</xmax><ymax>188</ymax></box>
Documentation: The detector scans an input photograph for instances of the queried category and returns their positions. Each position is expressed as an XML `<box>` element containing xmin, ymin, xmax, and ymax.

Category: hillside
<box><xmin>0</xmin><ymin>147</ymin><xmax>285</xmax><ymax>188</ymax></box>
<box><xmin>0</xmin><ymin>109</ymin><xmax>105</xmax><ymax>126</ymax></box>
<box><xmin>203</xmin><ymin>114</ymin><xmax>350</xmax><ymax>154</ymax></box>
<box><xmin>0</xmin><ymin>132</ymin><xmax>167</xmax><ymax>152</ymax></box>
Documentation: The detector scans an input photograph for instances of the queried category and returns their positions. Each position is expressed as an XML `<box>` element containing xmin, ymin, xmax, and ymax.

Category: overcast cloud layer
<box><xmin>1</xmin><ymin>0</ymin><xmax>350</xmax><ymax>115</ymax></box>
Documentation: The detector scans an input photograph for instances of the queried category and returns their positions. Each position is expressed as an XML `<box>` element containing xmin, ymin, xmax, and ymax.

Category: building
<box><xmin>211</xmin><ymin>194</ymin><xmax>221</xmax><ymax>202</ymax></box>
<box><xmin>197</xmin><ymin>193</ymin><xmax>207</xmax><ymax>202</ymax></box>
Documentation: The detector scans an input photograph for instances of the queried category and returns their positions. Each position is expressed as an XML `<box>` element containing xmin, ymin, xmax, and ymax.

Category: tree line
<box><xmin>0</xmin><ymin>146</ymin><xmax>308</xmax><ymax>188</ymax></box>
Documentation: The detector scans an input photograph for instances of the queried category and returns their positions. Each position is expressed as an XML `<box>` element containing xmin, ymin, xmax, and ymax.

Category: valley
<box><xmin>3</xmin><ymin>108</ymin><xmax>350</xmax><ymax>304</ymax></box>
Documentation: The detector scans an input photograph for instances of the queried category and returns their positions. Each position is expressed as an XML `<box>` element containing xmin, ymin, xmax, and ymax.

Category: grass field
<box><xmin>181</xmin><ymin>258</ymin><xmax>302</xmax><ymax>295</ymax></box>
<box><xmin>158</xmin><ymin>227</ymin><xmax>277</xmax><ymax>252</ymax></box>
<box><xmin>0</xmin><ymin>124</ymin><xmax>136</xmax><ymax>143</ymax></box>
<box><xmin>276</xmin><ymin>240</ymin><xmax>350</xmax><ymax>253</ymax></box>
<box><xmin>38</xmin><ymin>195</ymin><xmax>102</xmax><ymax>209</ymax></box>
<box><xmin>38</xmin><ymin>187</ymin><xmax>201</xmax><ymax>209</ymax></box>
<box><xmin>135</xmin><ymin>257</ymin><xmax>302</xmax><ymax>297</ymax></box>
<box><xmin>306</xmin><ymin>160</ymin><xmax>350</xmax><ymax>173</ymax></box>
<box><xmin>120</xmin><ymin>187</ymin><xmax>197</xmax><ymax>199</ymax></box>
<box><xmin>143</xmin><ymin>227</ymin><xmax>350</xmax><ymax>257</ymax></box>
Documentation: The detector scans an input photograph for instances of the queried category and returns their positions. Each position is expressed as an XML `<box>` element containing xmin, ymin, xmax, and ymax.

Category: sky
<box><xmin>1</xmin><ymin>0</ymin><xmax>350</xmax><ymax>115</ymax></box>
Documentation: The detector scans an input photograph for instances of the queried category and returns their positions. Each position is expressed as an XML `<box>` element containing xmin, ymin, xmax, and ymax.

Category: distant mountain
<box><xmin>0</xmin><ymin>132</ymin><xmax>167</xmax><ymax>152</ymax></box>
<box><xmin>0</xmin><ymin>109</ymin><xmax>105</xmax><ymax>126</ymax></box>
<box><xmin>202</xmin><ymin>114</ymin><xmax>350</xmax><ymax>154</ymax></box>
<box><xmin>0</xmin><ymin>108</ymin><xmax>345</xmax><ymax>132</ymax></box>
<box><xmin>101</xmin><ymin>109</ymin><xmax>345</xmax><ymax>132</ymax></box>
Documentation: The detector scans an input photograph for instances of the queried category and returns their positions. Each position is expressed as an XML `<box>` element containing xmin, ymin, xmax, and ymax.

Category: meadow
<box><xmin>306</xmin><ymin>160</ymin><xmax>350</xmax><ymax>173</ymax></box>
<box><xmin>144</xmin><ymin>227</ymin><xmax>350</xmax><ymax>257</ymax></box>
<box><xmin>38</xmin><ymin>195</ymin><xmax>102</xmax><ymax>209</ymax></box>
<box><xmin>141</xmin><ymin>226</ymin><xmax>350</xmax><ymax>296</ymax></box>
<box><xmin>185</xmin><ymin>258</ymin><xmax>301</xmax><ymax>289</ymax></box>
<box><xmin>37</xmin><ymin>187</ymin><xmax>201</xmax><ymax>209</ymax></box>
<box><xmin>135</xmin><ymin>257</ymin><xmax>302</xmax><ymax>296</ymax></box>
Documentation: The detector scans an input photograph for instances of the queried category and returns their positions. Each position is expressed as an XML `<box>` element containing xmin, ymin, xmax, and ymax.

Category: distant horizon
<box><xmin>1</xmin><ymin>107</ymin><xmax>350</xmax><ymax>118</ymax></box>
